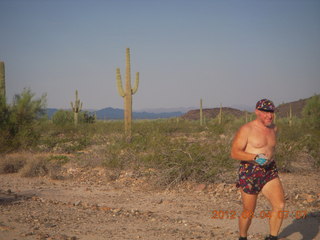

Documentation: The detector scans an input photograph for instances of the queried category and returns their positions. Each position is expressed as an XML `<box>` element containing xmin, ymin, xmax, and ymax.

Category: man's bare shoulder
<box><xmin>234</xmin><ymin>121</ymin><xmax>254</xmax><ymax>140</ymax></box>
<box><xmin>238</xmin><ymin>121</ymin><xmax>254</xmax><ymax>132</ymax></box>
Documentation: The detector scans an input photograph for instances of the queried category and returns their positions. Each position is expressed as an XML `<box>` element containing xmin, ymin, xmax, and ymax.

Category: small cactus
<box><xmin>289</xmin><ymin>104</ymin><xmax>292</xmax><ymax>127</ymax></box>
<box><xmin>200</xmin><ymin>98</ymin><xmax>203</xmax><ymax>126</ymax></box>
<box><xmin>70</xmin><ymin>90</ymin><xmax>82</xmax><ymax>126</ymax></box>
<box><xmin>0</xmin><ymin>61</ymin><xmax>5</xmax><ymax>103</ymax></box>
<box><xmin>116</xmin><ymin>48</ymin><xmax>139</xmax><ymax>140</ymax></box>
<box><xmin>218</xmin><ymin>103</ymin><xmax>222</xmax><ymax>125</ymax></box>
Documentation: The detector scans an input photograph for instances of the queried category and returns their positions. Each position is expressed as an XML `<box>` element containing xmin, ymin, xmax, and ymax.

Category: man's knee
<box><xmin>272</xmin><ymin>199</ymin><xmax>285</xmax><ymax>211</ymax></box>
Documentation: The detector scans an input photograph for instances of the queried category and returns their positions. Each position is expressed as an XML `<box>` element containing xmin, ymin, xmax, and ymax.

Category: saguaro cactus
<box><xmin>200</xmin><ymin>98</ymin><xmax>203</xmax><ymax>126</ymax></box>
<box><xmin>71</xmin><ymin>90</ymin><xmax>82</xmax><ymax>126</ymax></box>
<box><xmin>289</xmin><ymin>104</ymin><xmax>292</xmax><ymax>127</ymax></box>
<box><xmin>218</xmin><ymin>103</ymin><xmax>222</xmax><ymax>125</ymax></box>
<box><xmin>0</xmin><ymin>61</ymin><xmax>5</xmax><ymax>102</ymax></box>
<box><xmin>116</xmin><ymin>48</ymin><xmax>139</xmax><ymax>139</ymax></box>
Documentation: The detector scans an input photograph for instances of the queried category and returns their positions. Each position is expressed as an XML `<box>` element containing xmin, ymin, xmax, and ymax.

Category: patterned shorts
<box><xmin>236</xmin><ymin>160</ymin><xmax>279</xmax><ymax>194</ymax></box>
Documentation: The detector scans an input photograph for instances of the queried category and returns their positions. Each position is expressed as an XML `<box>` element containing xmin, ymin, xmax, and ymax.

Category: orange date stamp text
<box><xmin>211</xmin><ymin>209</ymin><xmax>308</xmax><ymax>220</ymax></box>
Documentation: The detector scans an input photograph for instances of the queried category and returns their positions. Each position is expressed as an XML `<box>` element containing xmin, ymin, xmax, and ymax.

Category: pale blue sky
<box><xmin>0</xmin><ymin>0</ymin><xmax>319</xmax><ymax>111</ymax></box>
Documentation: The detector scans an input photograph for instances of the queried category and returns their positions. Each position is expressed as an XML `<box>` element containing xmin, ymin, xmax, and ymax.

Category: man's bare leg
<box><xmin>262</xmin><ymin>177</ymin><xmax>285</xmax><ymax>237</ymax></box>
<box><xmin>239</xmin><ymin>189</ymin><xmax>258</xmax><ymax>238</ymax></box>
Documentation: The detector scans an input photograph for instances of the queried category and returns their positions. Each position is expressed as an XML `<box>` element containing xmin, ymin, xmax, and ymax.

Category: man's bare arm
<box><xmin>231</xmin><ymin>125</ymin><xmax>256</xmax><ymax>161</ymax></box>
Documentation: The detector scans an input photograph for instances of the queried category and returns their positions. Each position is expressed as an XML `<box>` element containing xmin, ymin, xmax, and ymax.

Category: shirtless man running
<box><xmin>231</xmin><ymin>99</ymin><xmax>285</xmax><ymax>240</ymax></box>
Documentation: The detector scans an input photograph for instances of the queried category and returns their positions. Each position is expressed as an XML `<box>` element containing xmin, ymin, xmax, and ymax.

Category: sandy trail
<box><xmin>0</xmin><ymin>170</ymin><xmax>319</xmax><ymax>240</ymax></box>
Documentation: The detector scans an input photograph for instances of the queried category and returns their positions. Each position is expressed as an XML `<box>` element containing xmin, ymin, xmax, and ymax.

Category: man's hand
<box><xmin>254</xmin><ymin>154</ymin><xmax>268</xmax><ymax>166</ymax></box>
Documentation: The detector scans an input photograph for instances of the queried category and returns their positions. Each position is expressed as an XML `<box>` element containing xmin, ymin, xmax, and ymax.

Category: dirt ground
<box><xmin>0</xmin><ymin>164</ymin><xmax>319</xmax><ymax>240</ymax></box>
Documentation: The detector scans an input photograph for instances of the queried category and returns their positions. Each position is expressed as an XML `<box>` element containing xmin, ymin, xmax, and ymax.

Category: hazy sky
<box><xmin>1</xmin><ymin>0</ymin><xmax>319</xmax><ymax>111</ymax></box>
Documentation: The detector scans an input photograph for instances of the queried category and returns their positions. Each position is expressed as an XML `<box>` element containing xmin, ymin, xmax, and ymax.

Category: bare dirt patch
<box><xmin>0</xmin><ymin>164</ymin><xmax>319</xmax><ymax>240</ymax></box>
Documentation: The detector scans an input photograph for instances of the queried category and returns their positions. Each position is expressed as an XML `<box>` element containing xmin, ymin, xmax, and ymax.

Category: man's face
<box><xmin>255</xmin><ymin>109</ymin><xmax>274</xmax><ymax>127</ymax></box>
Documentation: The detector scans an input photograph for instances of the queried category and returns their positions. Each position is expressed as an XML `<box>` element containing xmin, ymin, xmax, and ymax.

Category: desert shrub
<box><xmin>46</xmin><ymin>155</ymin><xmax>69</xmax><ymax>179</ymax></box>
<box><xmin>276</xmin><ymin>121</ymin><xmax>304</xmax><ymax>171</ymax></box>
<box><xmin>20</xmin><ymin>156</ymin><xmax>49</xmax><ymax>177</ymax></box>
<box><xmin>102</xmin><ymin>120</ymin><xmax>234</xmax><ymax>186</ymax></box>
<box><xmin>0</xmin><ymin>88</ymin><xmax>46</xmax><ymax>152</ymax></box>
<box><xmin>0</xmin><ymin>95</ymin><xmax>9</xmax><ymax>128</ymax></box>
<box><xmin>10</xmin><ymin>89</ymin><xmax>46</xmax><ymax>124</ymax></box>
<box><xmin>151</xmin><ymin>140</ymin><xmax>233</xmax><ymax>187</ymax></box>
<box><xmin>37</xmin><ymin>123</ymin><xmax>91</xmax><ymax>153</ymax></box>
<box><xmin>48</xmin><ymin>155</ymin><xmax>70</xmax><ymax>165</ymax></box>
<box><xmin>134</xmin><ymin>119</ymin><xmax>199</xmax><ymax>135</ymax></box>
<box><xmin>0</xmin><ymin>96</ymin><xmax>11</xmax><ymax>152</ymax></box>
<box><xmin>83</xmin><ymin>111</ymin><xmax>96</xmax><ymax>124</ymax></box>
<box><xmin>301</xmin><ymin>132</ymin><xmax>320</xmax><ymax>167</ymax></box>
<box><xmin>0</xmin><ymin>152</ymin><xmax>68</xmax><ymax>179</ymax></box>
<box><xmin>0</xmin><ymin>154</ymin><xmax>26</xmax><ymax>173</ymax></box>
<box><xmin>19</xmin><ymin>154</ymin><xmax>65</xmax><ymax>178</ymax></box>
<box><xmin>302</xmin><ymin>95</ymin><xmax>320</xmax><ymax>129</ymax></box>
<box><xmin>276</xmin><ymin>118</ymin><xmax>320</xmax><ymax>171</ymax></box>
<box><xmin>90</xmin><ymin>120</ymin><xmax>123</xmax><ymax>135</ymax></box>
<box><xmin>52</xmin><ymin>110</ymin><xmax>73</xmax><ymax>125</ymax></box>
<box><xmin>39</xmin><ymin>120</ymin><xmax>122</xmax><ymax>153</ymax></box>
<box><xmin>119</xmin><ymin>116</ymin><xmax>319</xmax><ymax>186</ymax></box>
<box><xmin>52</xmin><ymin>110</ymin><xmax>95</xmax><ymax>126</ymax></box>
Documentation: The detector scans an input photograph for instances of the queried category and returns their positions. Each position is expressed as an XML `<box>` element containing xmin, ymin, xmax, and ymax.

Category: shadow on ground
<box><xmin>0</xmin><ymin>190</ymin><xmax>34</xmax><ymax>205</ymax></box>
<box><xmin>279</xmin><ymin>212</ymin><xmax>320</xmax><ymax>240</ymax></box>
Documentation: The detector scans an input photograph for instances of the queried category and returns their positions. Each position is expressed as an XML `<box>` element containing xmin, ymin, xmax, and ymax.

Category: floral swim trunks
<box><xmin>236</xmin><ymin>160</ymin><xmax>278</xmax><ymax>194</ymax></box>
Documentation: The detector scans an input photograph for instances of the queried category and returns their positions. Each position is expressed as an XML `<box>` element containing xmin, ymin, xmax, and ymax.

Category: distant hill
<box><xmin>45</xmin><ymin>108</ymin><xmax>60</xmax><ymax>118</ymax></box>
<box><xmin>45</xmin><ymin>96</ymin><xmax>315</xmax><ymax>120</ymax></box>
<box><xmin>276</xmin><ymin>97</ymin><xmax>311</xmax><ymax>118</ymax></box>
<box><xmin>181</xmin><ymin>96</ymin><xmax>315</xmax><ymax>120</ymax></box>
<box><xmin>181</xmin><ymin>107</ymin><xmax>244</xmax><ymax>120</ymax></box>
<box><xmin>95</xmin><ymin>107</ymin><xmax>182</xmax><ymax>120</ymax></box>
<box><xmin>136</xmin><ymin>107</ymin><xmax>195</xmax><ymax>114</ymax></box>
<box><xmin>45</xmin><ymin>107</ymin><xmax>183</xmax><ymax>120</ymax></box>
<box><xmin>133</xmin><ymin>111</ymin><xmax>183</xmax><ymax>120</ymax></box>
<box><xmin>95</xmin><ymin>107</ymin><xmax>123</xmax><ymax>119</ymax></box>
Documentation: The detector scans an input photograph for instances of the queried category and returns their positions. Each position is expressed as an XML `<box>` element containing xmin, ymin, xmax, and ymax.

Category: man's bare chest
<box><xmin>248</xmin><ymin>128</ymin><xmax>276</xmax><ymax>149</ymax></box>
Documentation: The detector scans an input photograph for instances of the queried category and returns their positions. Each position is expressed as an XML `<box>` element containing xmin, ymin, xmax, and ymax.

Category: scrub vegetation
<box><xmin>0</xmin><ymin>90</ymin><xmax>319</xmax><ymax>187</ymax></box>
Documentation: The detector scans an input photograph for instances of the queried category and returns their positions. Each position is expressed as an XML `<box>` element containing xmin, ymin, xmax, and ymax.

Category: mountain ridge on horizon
<box><xmin>45</xmin><ymin>95</ymin><xmax>317</xmax><ymax>120</ymax></box>
<box><xmin>45</xmin><ymin>107</ymin><xmax>184</xmax><ymax>120</ymax></box>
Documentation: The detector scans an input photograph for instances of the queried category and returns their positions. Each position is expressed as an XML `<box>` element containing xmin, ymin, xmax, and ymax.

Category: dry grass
<box><xmin>0</xmin><ymin>152</ymin><xmax>28</xmax><ymax>174</ymax></box>
<box><xmin>19</xmin><ymin>155</ymin><xmax>49</xmax><ymax>177</ymax></box>
<box><xmin>0</xmin><ymin>152</ymin><xmax>67</xmax><ymax>179</ymax></box>
<box><xmin>0</xmin><ymin>118</ymin><xmax>319</xmax><ymax>188</ymax></box>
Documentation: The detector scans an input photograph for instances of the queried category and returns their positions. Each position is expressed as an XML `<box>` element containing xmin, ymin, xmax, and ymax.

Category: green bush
<box><xmin>52</xmin><ymin>110</ymin><xmax>73</xmax><ymax>125</ymax></box>
<box><xmin>302</xmin><ymin>95</ymin><xmax>320</xmax><ymax>129</ymax></box>
<box><xmin>0</xmin><ymin>95</ymin><xmax>9</xmax><ymax>128</ymax></box>
<box><xmin>276</xmin><ymin>118</ymin><xmax>320</xmax><ymax>171</ymax></box>
<box><xmin>99</xmin><ymin>117</ymin><xmax>319</xmax><ymax>186</ymax></box>
<box><xmin>52</xmin><ymin>110</ymin><xmax>95</xmax><ymax>126</ymax></box>
<box><xmin>0</xmin><ymin>88</ymin><xmax>46</xmax><ymax>152</ymax></box>
<box><xmin>83</xmin><ymin>111</ymin><xmax>96</xmax><ymax>124</ymax></box>
<box><xmin>1</xmin><ymin>98</ymin><xmax>319</xmax><ymax>187</ymax></box>
<box><xmin>36</xmin><ymin>122</ymin><xmax>91</xmax><ymax>153</ymax></box>
<box><xmin>102</xmin><ymin>120</ymin><xmax>234</xmax><ymax>186</ymax></box>
<box><xmin>0</xmin><ymin>95</ymin><xmax>11</xmax><ymax>152</ymax></box>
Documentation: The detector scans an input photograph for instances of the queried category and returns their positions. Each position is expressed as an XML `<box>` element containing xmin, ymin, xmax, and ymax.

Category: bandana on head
<box><xmin>256</xmin><ymin>99</ymin><xmax>275</xmax><ymax>112</ymax></box>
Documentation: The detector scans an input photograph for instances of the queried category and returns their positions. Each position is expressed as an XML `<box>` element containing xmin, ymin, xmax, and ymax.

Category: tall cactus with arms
<box><xmin>116</xmin><ymin>48</ymin><xmax>139</xmax><ymax>139</ymax></box>
<box><xmin>71</xmin><ymin>90</ymin><xmax>82</xmax><ymax>126</ymax></box>
<box><xmin>0</xmin><ymin>61</ymin><xmax>5</xmax><ymax>103</ymax></box>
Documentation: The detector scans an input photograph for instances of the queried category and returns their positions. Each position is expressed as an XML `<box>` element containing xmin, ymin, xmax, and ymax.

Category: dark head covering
<box><xmin>256</xmin><ymin>99</ymin><xmax>275</xmax><ymax>112</ymax></box>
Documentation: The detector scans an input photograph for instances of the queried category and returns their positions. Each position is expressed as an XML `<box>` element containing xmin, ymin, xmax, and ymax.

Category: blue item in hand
<box><xmin>255</xmin><ymin>154</ymin><xmax>267</xmax><ymax>166</ymax></box>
